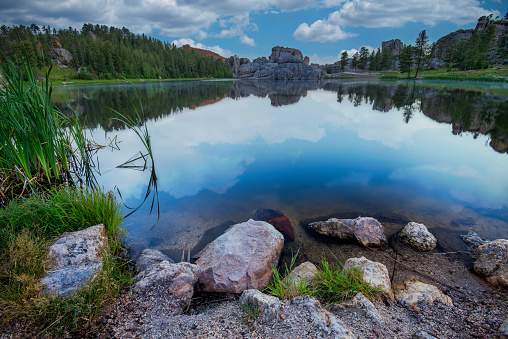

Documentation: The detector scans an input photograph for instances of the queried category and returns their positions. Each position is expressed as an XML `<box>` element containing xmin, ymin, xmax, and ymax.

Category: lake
<box><xmin>53</xmin><ymin>79</ymin><xmax>508</xmax><ymax>264</ymax></box>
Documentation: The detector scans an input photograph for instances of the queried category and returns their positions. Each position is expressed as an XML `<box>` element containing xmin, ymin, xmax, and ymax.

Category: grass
<box><xmin>265</xmin><ymin>250</ymin><xmax>314</xmax><ymax>300</ymax></box>
<box><xmin>240</xmin><ymin>300</ymin><xmax>259</xmax><ymax>326</ymax></box>
<box><xmin>0</xmin><ymin>56</ymin><xmax>88</xmax><ymax>203</ymax></box>
<box><xmin>422</xmin><ymin>75</ymin><xmax>507</xmax><ymax>82</ymax></box>
<box><xmin>313</xmin><ymin>259</ymin><xmax>382</xmax><ymax>304</ymax></box>
<box><xmin>0</xmin><ymin>186</ymin><xmax>131</xmax><ymax>337</ymax></box>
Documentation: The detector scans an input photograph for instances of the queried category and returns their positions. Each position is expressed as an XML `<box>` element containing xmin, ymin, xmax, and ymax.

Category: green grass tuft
<box><xmin>313</xmin><ymin>259</ymin><xmax>382</xmax><ymax>304</ymax></box>
<box><xmin>265</xmin><ymin>250</ymin><xmax>314</xmax><ymax>300</ymax></box>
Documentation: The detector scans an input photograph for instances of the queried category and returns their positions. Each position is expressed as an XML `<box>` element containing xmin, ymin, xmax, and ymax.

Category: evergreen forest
<box><xmin>0</xmin><ymin>23</ymin><xmax>233</xmax><ymax>80</ymax></box>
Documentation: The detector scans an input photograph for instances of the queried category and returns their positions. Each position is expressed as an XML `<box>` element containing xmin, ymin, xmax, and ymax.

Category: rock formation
<box><xmin>236</xmin><ymin>46</ymin><xmax>320</xmax><ymax>80</ymax></box>
<box><xmin>51</xmin><ymin>48</ymin><xmax>73</xmax><ymax>65</ymax></box>
<box><xmin>382</xmin><ymin>39</ymin><xmax>404</xmax><ymax>55</ymax></box>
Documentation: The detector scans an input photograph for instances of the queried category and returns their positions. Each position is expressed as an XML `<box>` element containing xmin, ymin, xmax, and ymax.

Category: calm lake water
<box><xmin>53</xmin><ymin>79</ymin><xmax>508</xmax><ymax>263</ymax></box>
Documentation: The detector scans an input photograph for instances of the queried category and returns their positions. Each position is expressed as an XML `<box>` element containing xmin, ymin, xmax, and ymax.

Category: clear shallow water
<box><xmin>53</xmin><ymin>79</ymin><xmax>508</xmax><ymax>261</ymax></box>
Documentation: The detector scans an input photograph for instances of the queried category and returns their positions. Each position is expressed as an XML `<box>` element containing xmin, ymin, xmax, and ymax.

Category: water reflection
<box><xmin>52</xmin><ymin>80</ymin><xmax>508</xmax><ymax>260</ymax></box>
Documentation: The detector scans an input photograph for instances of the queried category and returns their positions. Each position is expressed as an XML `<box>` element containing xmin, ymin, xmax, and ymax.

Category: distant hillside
<box><xmin>0</xmin><ymin>23</ymin><xmax>233</xmax><ymax>80</ymax></box>
<box><xmin>181</xmin><ymin>44</ymin><xmax>226</xmax><ymax>62</ymax></box>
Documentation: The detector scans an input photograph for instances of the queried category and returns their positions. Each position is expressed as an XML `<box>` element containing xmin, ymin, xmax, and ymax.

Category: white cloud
<box><xmin>329</xmin><ymin>0</ymin><xmax>499</xmax><ymax>28</ymax></box>
<box><xmin>171</xmin><ymin>38</ymin><xmax>234</xmax><ymax>57</ymax></box>
<box><xmin>307</xmin><ymin>53</ymin><xmax>340</xmax><ymax>64</ymax></box>
<box><xmin>293</xmin><ymin>20</ymin><xmax>357</xmax><ymax>42</ymax></box>
<box><xmin>339</xmin><ymin>46</ymin><xmax>375</xmax><ymax>56</ymax></box>
<box><xmin>240</xmin><ymin>35</ymin><xmax>256</xmax><ymax>46</ymax></box>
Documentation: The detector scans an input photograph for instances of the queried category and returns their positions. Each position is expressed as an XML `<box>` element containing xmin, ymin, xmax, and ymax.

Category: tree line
<box><xmin>0</xmin><ymin>23</ymin><xmax>233</xmax><ymax>80</ymax></box>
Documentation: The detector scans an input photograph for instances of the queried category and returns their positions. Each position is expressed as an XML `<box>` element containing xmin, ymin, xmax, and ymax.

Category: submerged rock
<box><xmin>394</xmin><ymin>280</ymin><xmax>453</xmax><ymax>310</ymax></box>
<box><xmin>400</xmin><ymin>222</ymin><xmax>437</xmax><ymax>251</ymax></box>
<box><xmin>309</xmin><ymin>217</ymin><xmax>386</xmax><ymax>247</ymax></box>
<box><xmin>239</xmin><ymin>289</ymin><xmax>284</xmax><ymax>324</ymax></box>
<box><xmin>461</xmin><ymin>231</ymin><xmax>488</xmax><ymax>248</ymax></box>
<box><xmin>40</xmin><ymin>225</ymin><xmax>108</xmax><ymax>297</ymax></box>
<box><xmin>343</xmin><ymin>256</ymin><xmax>392</xmax><ymax>297</ymax></box>
<box><xmin>195</xmin><ymin>219</ymin><xmax>284</xmax><ymax>293</ymax></box>
<box><xmin>473</xmin><ymin>239</ymin><xmax>508</xmax><ymax>287</ymax></box>
<box><xmin>254</xmin><ymin>208</ymin><xmax>295</xmax><ymax>239</ymax></box>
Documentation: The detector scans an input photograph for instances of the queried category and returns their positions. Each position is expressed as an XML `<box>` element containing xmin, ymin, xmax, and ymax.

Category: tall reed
<box><xmin>0</xmin><ymin>56</ymin><xmax>85</xmax><ymax>202</ymax></box>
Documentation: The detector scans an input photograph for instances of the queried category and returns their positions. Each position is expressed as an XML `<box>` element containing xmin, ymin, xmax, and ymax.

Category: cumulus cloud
<box><xmin>293</xmin><ymin>20</ymin><xmax>357</xmax><ymax>42</ymax></box>
<box><xmin>328</xmin><ymin>0</ymin><xmax>500</xmax><ymax>27</ymax></box>
<box><xmin>240</xmin><ymin>35</ymin><xmax>256</xmax><ymax>46</ymax></box>
<box><xmin>0</xmin><ymin>0</ymin><xmax>317</xmax><ymax>43</ymax></box>
<box><xmin>339</xmin><ymin>46</ymin><xmax>375</xmax><ymax>56</ymax></box>
<box><xmin>171</xmin><ymin>38</ymin><xmax>234</xmax><ymax>57</ymax></box>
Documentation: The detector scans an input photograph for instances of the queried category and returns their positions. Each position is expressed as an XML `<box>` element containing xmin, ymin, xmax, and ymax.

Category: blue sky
<box><xmin>1</xmin><ymin>0</ymin><xmax>506</xmax><ymax>64</ymax></box>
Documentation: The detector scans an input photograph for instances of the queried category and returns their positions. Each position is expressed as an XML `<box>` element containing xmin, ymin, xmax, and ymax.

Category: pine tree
<box><xmin>340</xmin><ymin>51</ymin><xmax>348</xmax><ymax>71</ymax></box>
<box><xmin>399</xmin><ymin>45</ymin><xmax>414</xmax><ymax>78</ymax></box>
<box><xmin>413</xmin><ymin>30</ymin><xmax>429</xmax><ymax>78</ymax></box>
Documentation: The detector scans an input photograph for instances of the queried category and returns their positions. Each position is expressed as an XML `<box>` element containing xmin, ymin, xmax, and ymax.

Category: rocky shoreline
<box><xmin>16</xmin><ymin>214</ymin><xmax>508</xmax><ymax>338</ymax></box>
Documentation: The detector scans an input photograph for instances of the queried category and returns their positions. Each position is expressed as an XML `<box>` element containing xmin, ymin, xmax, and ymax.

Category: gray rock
<box><xmin>309</xmin><ymin>218</ymin><xmax>356</xmax><ymax>239</ymax></box>
<box><xmin>500</xmin><ymin>318</ymin><xmax>508</xmax><ymax>335</ymax></box>
<box><xmin>40</xmin><ymin>225</ymin><xmax>107</xmax><ymax>297</ymax></box>
<box><xmin>400</xmin><ymin>222</ymin><xmax>437</xmax><ymax>251</ymax></box>
<box><xmin>238</xmin><ymin>62</ymin><xmax>262</xmax><ymax>78</ymax></box>
<box><xmin>283</xmin><ymin>261</ymin><xmax>318</xmax><ymax>288</ymax></box>
<box><xmin>239</xmin><ymin>289</ymin><xmax>284</xmax><ymax>324</ymax></box>
<box><xmin>291</xmin><ymin>296</ymin><xmax>354</xmax><ymax>338</ymax></box>
<box><xmin>51</xmin><ymin>48</ymin><xmax>73</xmax><ymax>65</ymax></box>
<box><xmin>394</xmin><ymin>280</ymin><xmax>453</xmax><ymax>310</ymax></box>
<box><xmin>135</xmin><ymin>248</ymin><xmax>174</xmax><ymax>273</ymax></box>
<box><xmin>343</xmin><ymin>256</ymin><xmax>392</xmax><ymax>297</ymax></box>
<box><xmin>474</xmin><ymin>239</ymin><xmax>508</xmax><ymax>287</ymax></box>
<box><xmin>461</xmin><ymin>231</ymin><xmax>488</xmax><ymax>248</ymax></box>
<box><xmin>342</xmin><ymin>292</ymin><xmax>385</xmax><ymax>326</ymax></box>
<box><xmin>413</xmin><ymin>331</ymin><xmax>437</xmax><ymax>339</ymax></box>
<box><xmin>270</xmin><ymin>46</ymin><xmax>304</xmax><ymax>62</ymax></box>
<box><xmin>382</xmin><ymin>39</ymin><xmax>404</xmax><ymax>55</ymax></box>
<box><xmin>134</xmin><ymin>261</ymin><xmax>198</xmax><ymax>308</ymax></box>
<box><xmin>310</xmin><ymin>217</ymin><xmax>386</xmax><ymax>247</ymax></box>
<box><xmin>195</xmin><ymin>219</ymin><xmax>284</xmax><ymax>293</ymax></box>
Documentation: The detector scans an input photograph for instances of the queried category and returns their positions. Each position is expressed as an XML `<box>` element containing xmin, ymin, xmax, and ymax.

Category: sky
<box><xmin>1</xmin><ymin>0</ymin><xmax>507</xmax><ymax>64</ymax></box>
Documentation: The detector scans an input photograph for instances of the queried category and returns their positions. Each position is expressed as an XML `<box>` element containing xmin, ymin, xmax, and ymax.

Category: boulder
<box><xmin>291</xmin><ymin>296</ymin><xmax>354</xmax><ymax>338</ymax></box>
<box><xmin>40</xmin><ymin>225</ymin><xmax>108</xmax><ymax>297</ymax></box>
<box><xmin>134</xmin><ymin>261</ymin><xmax>198</xmax><ymax>308</ymax></box>
<box><xmin>310</xmin><ymin>217</ymin><xmax>386</xmax><ymax>247</ymax></box>
<box><xmin>400</xmin><ymin>222</ymin><xmax>437</xmax><ymax>251</ymax></box>
<box><xmin>283</xmin><ymin>261</ymin><xmax>318</xmax><ymax>288</ymax></box>
<box><xmin>195</xmin><ymin>219</ymin><xmax>284</xmax><ymax>293</ymax></box>
<box><xmin>239</xmin><ymin>289</ymin><xmax>284</xmax><ymax>324</ymax></box>
<box><xmin>473</xmin><ymin>239</ymin><xmax>508</xmax><ymax>287</ymax></box>
<box><xmin>394</xmin><ymin>280</ymin><xmax>453</xmax><ymax>310</ymax></box>
<box><xmin>270</xmin><ymin>46</ymin><xmax>304</xmax><ymax>62</ymax></box>
<box><xmin>254</xmin><ymin>208</ymin><xmax>295</xmax><ymax>239</ymax></box>
<box><xmin>343</xmin><ymin>256</ymin><xmax>392</xmax><ymax>297</ymax></box>
<box><xmin>354</xmin><ymin>217</ymin><xmax>387</xmax><ymax>247</ymax></box>
<box><xmin>135</xmin><ymin>248</ymin><xmax>174</xmax><ymax>273</ymax></box>
<box><xmin>341</xmin><ymin>292</ymin><xmax>384</xmax><ymax>326</ymax></box>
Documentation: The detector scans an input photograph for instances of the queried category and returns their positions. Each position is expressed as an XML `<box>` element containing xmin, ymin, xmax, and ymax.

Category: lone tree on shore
<box><xmin>340</xmin><ymin>51</ymin><xmax>348</xmax><ymax>71</ymax></box>
<box><xmin>399</xmin><ymin>45</ymin><xmax>414</xmax><ymax>78</ymax></box>
<box><xmin>413</xmin><ymin>30</ymin><xmax>430</xmax><ymax>78</ymax></box>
